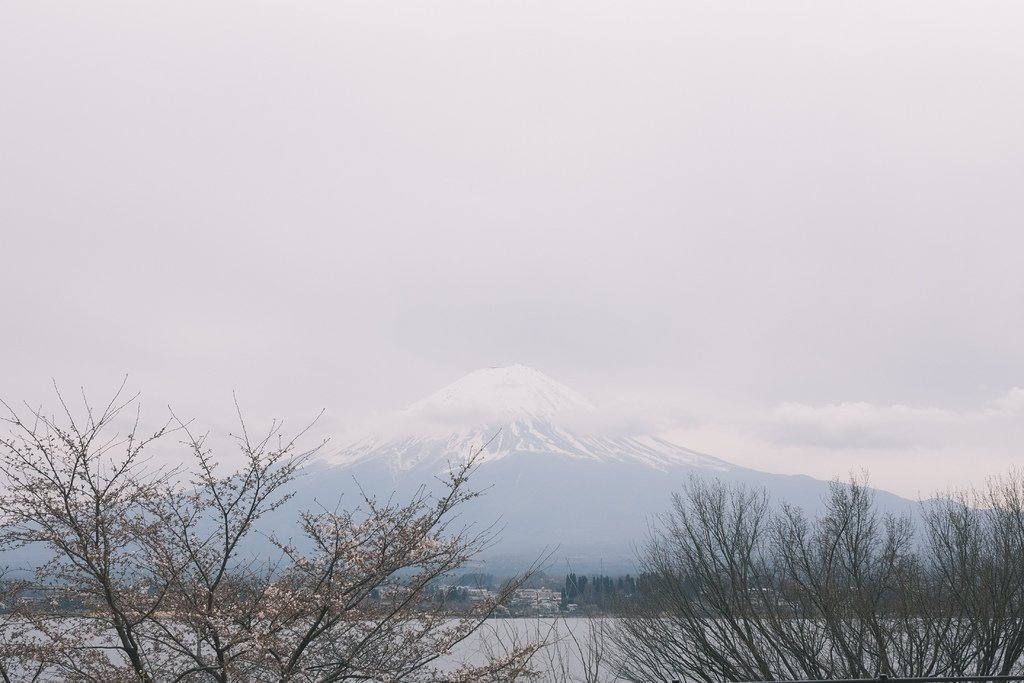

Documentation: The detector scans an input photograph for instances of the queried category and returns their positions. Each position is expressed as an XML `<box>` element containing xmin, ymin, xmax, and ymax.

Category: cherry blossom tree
<box><xmin>0</xmin><ymin>384</ymin><xmax>539</xmax><ymax>682</ymax></box>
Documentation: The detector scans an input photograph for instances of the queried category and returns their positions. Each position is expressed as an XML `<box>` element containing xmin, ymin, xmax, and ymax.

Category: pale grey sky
<box><xmin>2</xmin><ymin>1</ymin><xmax>1023</xmax><ymax>497</ymax></box>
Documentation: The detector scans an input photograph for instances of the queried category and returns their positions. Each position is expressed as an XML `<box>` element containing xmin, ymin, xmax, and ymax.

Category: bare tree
<box><xmin>0</xmin><ymin>385</ymin><xmax>540</xmax><ymax>682</ymax></box>
<box><xmin>923</xmin><ymin>472</ymin><xmax>1024</xmax><ymax>676</ymax></box>
<box><xmin>772</xmin><ymin>475</ymin><xmax>922</xmax><ymax>678</ymax></box>
<box><xmin>614</xmin><ymin>478</ymin><xmax>786</xmax><ymax>683</ymax></box>
<box><xmin>614</xmin><ymin>473</ymin><xmax>1024</xmax><ymax>682</ymax></box>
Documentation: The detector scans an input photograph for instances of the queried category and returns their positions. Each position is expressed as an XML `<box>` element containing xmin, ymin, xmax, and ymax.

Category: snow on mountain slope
<box><xmin>335</xmin><ymin>421</ymin><xmax>730</xmax><ymax>472</ymax></box>
<box><xmin>326</xmin><ymin>365</ymin><xmax>731</xmax><ymax>472</ymax></box>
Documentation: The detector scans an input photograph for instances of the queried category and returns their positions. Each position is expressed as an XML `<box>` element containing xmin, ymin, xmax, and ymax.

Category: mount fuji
<box><xmin>297</xmin><ymin>366</ymin><xmax>913</xmax><ymax>572</ymax></box>
<box><xmin>331</xmin><ymin>365</ymin><xmax>730</xmax><ymax>473</ymax></box>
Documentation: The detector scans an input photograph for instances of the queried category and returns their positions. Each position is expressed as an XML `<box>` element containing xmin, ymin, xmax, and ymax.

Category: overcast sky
<box><xmin>2</xmin><ymin>1</ymin><xmax>1022</xmax><ymax>498</ymax></box>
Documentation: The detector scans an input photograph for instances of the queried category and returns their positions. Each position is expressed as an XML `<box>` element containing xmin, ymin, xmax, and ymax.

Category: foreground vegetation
<box><xmin>616</xmin><ymin>474</ymin><xmax>1024</xmax><ymax>683</ymax></box>
<box><xmin>3</xmin><ymin>385</ymin><xmax>1023</xmax><ymax>682</ymax></box>
<box><xmin>0</xmin><ymin>386</ymin><xmax>539</xmax><ymax>682</ymax></box>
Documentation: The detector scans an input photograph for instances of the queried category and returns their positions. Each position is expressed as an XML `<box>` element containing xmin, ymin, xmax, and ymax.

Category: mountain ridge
<box><xmin>305</xmin><ymin>366</ymin><xmax>917</xmax><ymax>571</ymax></box>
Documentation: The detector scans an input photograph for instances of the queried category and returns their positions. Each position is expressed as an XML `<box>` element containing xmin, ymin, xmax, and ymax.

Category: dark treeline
<box><xmin>561</xmin><ymin>573</ymin><xmax>646</xmax><ymax>611</ymax></box>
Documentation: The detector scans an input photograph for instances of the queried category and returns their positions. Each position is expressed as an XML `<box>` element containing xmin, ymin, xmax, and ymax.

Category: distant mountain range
<box><xmin>294</xmin><ymin>365</ymin><xmax>917</xmax><ymax>573</ymax></box>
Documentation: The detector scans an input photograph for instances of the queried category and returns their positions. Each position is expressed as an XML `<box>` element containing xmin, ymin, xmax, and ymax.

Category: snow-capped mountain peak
<box><xmin>405</xmin><ymin>364</ymin><xmax>595</xmax><ymax>421</ymax></box>
<box><xmin>327</xmin><ymin>365</ymin><xmax>730</xmax><ymax>474</ymax></box>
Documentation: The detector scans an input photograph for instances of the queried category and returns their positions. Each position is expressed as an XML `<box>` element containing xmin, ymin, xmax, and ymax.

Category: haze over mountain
<box><xmin>300</xmin><ymin>366</ymin><xmax>915</xmax><ymax>572</ymax></box>
<box><xmin>330</xmin><ymin>365</ymin><xmax>729</xmax><ymax>473</ymax></box>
